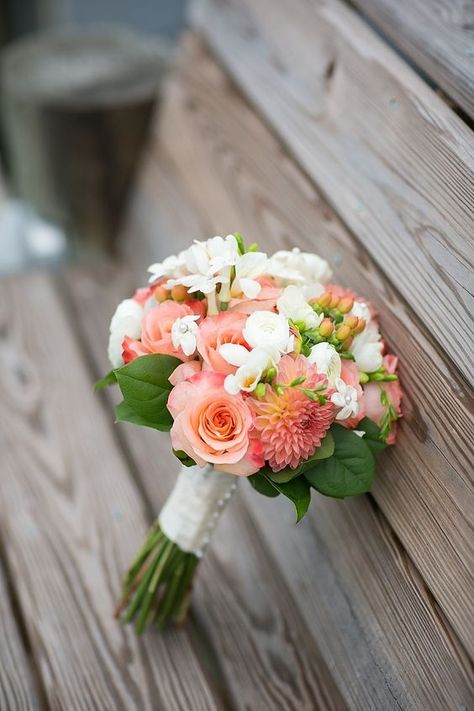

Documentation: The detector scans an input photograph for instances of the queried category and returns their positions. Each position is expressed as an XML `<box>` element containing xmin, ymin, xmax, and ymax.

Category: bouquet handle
<box><xmin>115</xmin><ymin>465</ymin><xmax>237</xmax><ymax>632</ymax></box>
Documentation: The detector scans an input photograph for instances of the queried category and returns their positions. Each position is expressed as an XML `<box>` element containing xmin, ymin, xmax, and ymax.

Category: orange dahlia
<box><xmin>250</xmin><ymin>355</ymin><xmax>335</xmax><ymax>471</ymax></box>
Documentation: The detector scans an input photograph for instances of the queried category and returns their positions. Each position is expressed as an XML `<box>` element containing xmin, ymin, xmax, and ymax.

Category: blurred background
<box><xmin>0</xmin><ymin>0</ymin><xmax>187</xmax><ymax>275</ymax></box>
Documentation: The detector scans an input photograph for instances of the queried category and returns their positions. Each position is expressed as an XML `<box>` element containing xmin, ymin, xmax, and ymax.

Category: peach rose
<box><xmin>141</xmin><ymin>301</ymin><xmax>198</xmax><ymax>361</ymax></box>
<box><xmin>168</xmin><ymin>371</ymin><xmax>261</xmax><ymax>475</ymax></box>
<box><xmin>363</xmin><ymin>354</ymin><xmax>402</xmax><ymax>444</ymax></box>
<box><xmin>228</xmin><ymin>280</ymin><xmax>283</xmax><ymax>315</ymax></box>
<box><xmin>122</xmin><ymin>336</ymin><xmax>149</xmax><ymax>364</ymax></box>
<box><xmin>196</xmin><ymin>312</ymin><xmax>250</xmax><ymax>375</ymax></box>
<box><xmin>132</xmin><ymin>287</ymin><xmax>153</xmax><ymax>305</ymax></box>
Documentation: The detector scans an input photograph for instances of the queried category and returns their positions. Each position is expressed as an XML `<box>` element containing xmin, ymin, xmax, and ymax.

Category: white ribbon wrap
<box><xmin>158</xmin><ymin>465</ymin><xmax>237</xmax><ymax>556</ymax></box>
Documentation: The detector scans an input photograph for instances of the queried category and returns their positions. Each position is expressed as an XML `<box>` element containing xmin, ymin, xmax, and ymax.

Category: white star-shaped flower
<box><xmin>331</xmin><ymin>378</ymin><xmax>359</xmax><ymax>420</ymax></box>
<box><xmin>171</xmin><ymin>315</ymin><xmax>200</xmax><ymax>356</ymax></box>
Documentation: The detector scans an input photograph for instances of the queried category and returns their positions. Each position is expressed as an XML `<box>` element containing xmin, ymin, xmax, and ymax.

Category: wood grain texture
<box><xmin>0</xmin><ymin>563</ymin><xmax>41</xmax><ymax>709</ymax></box>
<box><xmin>119</xmin><ymin>37</ymin><xmax>474</xmax><ymax>661</ymax></box>
<box><xmin>0</xmin><ymin>272</ymin><xmax>224</xmax><ymax>711</ymax></box>
<box><xmin>65</xmin><ymin>269</ymin><xmax>346</xmax><ymax>711</ymax></box>
<box><xmin>190</xmin><ymin>0</ymin><xmax>474</xmax><ymax>385</ymax></box>
<box><xmin>62</xmin><ymin>48</ymin><xmax>474</xmax><ymax>705</ymax></box>
<box><xmin>351</xmin><ymin>0</ymin><xmax>474</xmax><ymax>118</ymax></box>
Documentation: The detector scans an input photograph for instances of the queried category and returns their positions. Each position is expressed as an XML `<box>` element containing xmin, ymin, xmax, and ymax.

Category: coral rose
<box><xmin>140</xmin><ymin>301</ymin><xmax>198</xmax><ymax>361</ymax></box>
<box><xmin>168</xmin><ymin>371</ymin><xmax>261</xmax><ymax>475</ymax></box>
<box><xmin>196</xmin><ymin>312</ymin><xmax>250</xmax><ymax>375</ymax></box>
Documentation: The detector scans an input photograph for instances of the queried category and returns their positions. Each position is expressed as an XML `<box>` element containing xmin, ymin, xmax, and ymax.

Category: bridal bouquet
<box><xmin>97</xmin><ymin>234</ymin><xmax>402</xmax><ymax>632</ymax></box>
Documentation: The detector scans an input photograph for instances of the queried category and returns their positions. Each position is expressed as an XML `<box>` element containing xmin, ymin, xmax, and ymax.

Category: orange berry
<box><xmin>317</xmin><ymin>291</ymin><xmax>332</xmax><ymax>308</ymax></box>
<box><xmin>171</xmin><ymin>284</ymin><xmax>187</xmax><ymax>302</ymax></box>
<box><xmin>329</xmin><ymin>294</ymin><xmax>340</xmax><ymax>309</ymax></box>
<box><xmin>344</xmin><ymin>315</ymin><xmax>358</xmax><ymax>330</ymax></box>
<box><xmin>336</xmin><ymin>324</ymin><xmax>351</xmax><ymax>341</ymax></box>
<box><xmin>319</xmin><ymin>318</ymin><xmax>334</xmax><ymax>337</ymax></box>
<box><xmin>339</xmin><ymin>296</ymin><xmax>354</xmax><ymax>314</ymax></box>
<box><xmin>154</xmin><ymin>285</ymin><xmax>168</xmax><ymax>302</ymax></box>
<box><xmin>354</xmin><ymin>318</ymin><xmax>366</xmax><ymax>335</ymax></box>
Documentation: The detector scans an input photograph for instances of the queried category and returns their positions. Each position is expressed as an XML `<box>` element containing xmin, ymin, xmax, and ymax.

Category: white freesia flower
<box><xmin>231</xmin><ymin>251</ymin><xmax>268</xmax><ymax>299</ymax></box>
<box><xmin>166</xmin><ymin>236</ymin><xmax>238</xmax><ymax>299</ymax></box>
<box><xmin>167</xmin><ymin>273</ymin><xmax>222</xmax><ymax>295</ymax></box>
<box><xmin>350</xmin><ymin>301</ymin><xmax>383</xmax><ymax>373</ymax></box>
<box><xmin>107</xmin><ymin>299</ymin><xmax>144</xmax><ymax>368</ymax></box>
<box><xmin>148</xmin><ymin>253</ymin><xmax>187</xmax><ymax>284</ymax></box>
<box><xmin>243</xmin><ymin>311</ymin><xmax>294</xmax><ymax>355</ymax></box>
<box><xmin>224</xmin><ymin>349</ymin><xmax>270</xmax><ymax>395</ymax></box>
<box><xmin>331</xmin><ymin>378</ymin><xmax>359</xmax><ymax>421</ymax></box>
<box><xmin>267</xmin><ymin>247</ymin><xmax>332</xmax><ymax>285</ymax></box>
<box><xmin>219</xmin><ymin>342</ymin><xmax>280</xmax><ymax>368</ymax></box>
<box><xmin>207</xmin><ymin>234</ymin><xmax>239</xmax><ymax>273</ymax></box>
<box><xmin>171</xmin><ymin>315</ymin><xmax>200</xmax><ymax>356</ymax></box>
<box><xmin>307</xmin><ymin>342</ymin><xmax>341</xmax><ymax>386</ymax></box>
<box><xmin>277</xmin><ymin>285</ymin><xmax>323</xmax><ymax>330</ymax></box>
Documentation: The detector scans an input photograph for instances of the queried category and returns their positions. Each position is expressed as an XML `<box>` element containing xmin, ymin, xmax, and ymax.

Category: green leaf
<box><xmin>173</xmin><ymin>450</ymin><xmax>197</xmax><ymax>467</ymax></box>
<box><xmin>114</xmin><ymin>354</ymin><xmax>181</xmax><ymax>428</ymax></box>
<box><xmin>94</xmin><ymin>370</ymin><xmax>116</xmax><ymax>391</ymax></box>
<box><xmin>305</xmin><ymin>425</ymin><xmax>374</xmax><ymax>498</ymax></box>
<box><xmin>263</xmin><ymin>474</ymin><xmax>311</xmax><ymax>523</ymax></box>
<box><xmin>266</xmin><ymin>432</ymin><xmax>334</xmax><ymax>483</ymax></box>
<box><xmin>357</xmin><ymin>417</ymin><xmax>387</xmax><ymax>455</ymax></box>
<box><xmin>248</xmin><ymin>472</ymin><xmax>280</xmax><ymax>498</ymax></box>
<box><xmin>115</xmin><ymin>401</ymin><xmax>171</xmax><ymax>431</ymax></box>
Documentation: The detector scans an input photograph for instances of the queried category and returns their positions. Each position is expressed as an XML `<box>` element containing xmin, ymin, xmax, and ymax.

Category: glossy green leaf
<box><xmin>94</xmin><ymin>370</ymin><xmax>116</xmax><ymax>391</ymax></box>
<box><xmin>357</xmin><ymin>417</ymin><xmax>387</xmax><ymax>456</ymax></box>
<box><xmin>115</xmin><ymin>401</ymin><xmax>171</xmax><ymax>431</ymax></box>
<box><xmin>114</xmin><ymin>354</ymin><xmax>181</xmax><ymax>428</ymax></box>
<box><xmin>305</xmin><ymin>425</ymin><xmax>375</xmax><ymax>498</ymax></box>
<box><xmin>248</xmin><ymin>472</ymin><xmax>280</xmax><ymax>498</ymax></box>
<box><xmin>263</xmin><ymin>474</ymin><xmax>311</xmax><ymax>522</ymax></box>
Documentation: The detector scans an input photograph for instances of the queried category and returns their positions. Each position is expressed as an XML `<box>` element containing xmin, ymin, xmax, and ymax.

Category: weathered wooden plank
<box><xmin>0</xmin><ymin>562</ymin><xmax>40</xmax><ymax>710</ymax></box>
<box><xmin>121</xmin><ymin>37</ymin><xmax>474</xmax><ymax>661</ymax></box>
<box><xmin>351</xmin><ymin>0</ymin><xmax>474</xmax><ymax>118</ymax></box>
<box><xmin>64</xmin><ymin>55</ymin><xmax>474</xmax><ymax>706</ymax></box>
<box><xmin>190</xmin><ymin>0</ymin><xmax>474</xmax><ymax>385</ymax></box>
<box><xmin>0</xmin><ymin>272</ymin><xmax>225</xmax><ymax>711</ymax></box>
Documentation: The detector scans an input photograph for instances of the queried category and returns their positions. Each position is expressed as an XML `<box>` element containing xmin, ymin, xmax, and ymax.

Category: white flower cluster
<box><xmin>149</xmin><ymin>235</ymin><xmax>268</xmax><ymax>314</ymax></box>
<box><xmin>107</xmin><ymin>237</ymin><xmax>386</xmax><ymax>424</ymax></box>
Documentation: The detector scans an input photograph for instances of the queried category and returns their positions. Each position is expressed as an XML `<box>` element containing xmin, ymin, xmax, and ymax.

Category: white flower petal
<box><xmin>224</xmin><ymin>374</ymin><xmax>241</xmax><ymax>395</ymax></box>
<box><xmin>180</xmin><ymin>332</ymin><xmax>197</xmax><ymax>356</ymax></box>
<box><xmin>239</xmin><ymin>277</ymin><xmax>261</xmax><ymax>299</ymax></box>
<box><xmin>219</xmin><ymin>343</ymin><xmax>251</xmax><ymax>367</ymax></box>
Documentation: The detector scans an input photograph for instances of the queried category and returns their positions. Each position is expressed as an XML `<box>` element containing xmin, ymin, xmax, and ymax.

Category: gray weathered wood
<box><xmin>0</xmin><ymin>272</ymin><xmax>224</xmax><ymax>710</ymax></box>
<box><xmin>0</xmin><ymin>563</ymin><xmax>40</xmax><ymax>710</ymax></box>
<box><xmin>190</xmin><ymin>0</ymin><xmax>474</xmax><ymax>385</ymax></box>
<box><xmin>351</xmin><ymin>0</ymin><xmax>474</xmax><ymax>118</ymax></box>
<box><xmin>117</xmin><ymin>37</ymin><xmax>474</xmax><ymax>660</ymax></box>
<box><xmin>63</xmin><ymin>50</ymin><xmax>474</xmax><ymax>706</ymax></box>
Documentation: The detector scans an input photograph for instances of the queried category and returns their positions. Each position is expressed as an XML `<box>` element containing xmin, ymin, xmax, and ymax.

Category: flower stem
<box><xmin>115</xmin><ymin>521</ymin><xmax>200</xmax><ymax>633</ymax></box>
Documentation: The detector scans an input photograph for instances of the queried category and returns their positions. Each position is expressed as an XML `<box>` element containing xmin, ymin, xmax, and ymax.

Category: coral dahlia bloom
<box><xmin>250</xmin><ymin>355</ymin><xmax>335</xmax><ymax>471</ymax></box>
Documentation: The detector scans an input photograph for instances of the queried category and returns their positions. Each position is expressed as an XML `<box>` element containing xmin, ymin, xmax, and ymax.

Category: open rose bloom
<box><xmin>98</xmin><ymin>234</ymin><xmax>402</xmax><ymax>632</ymax></box>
